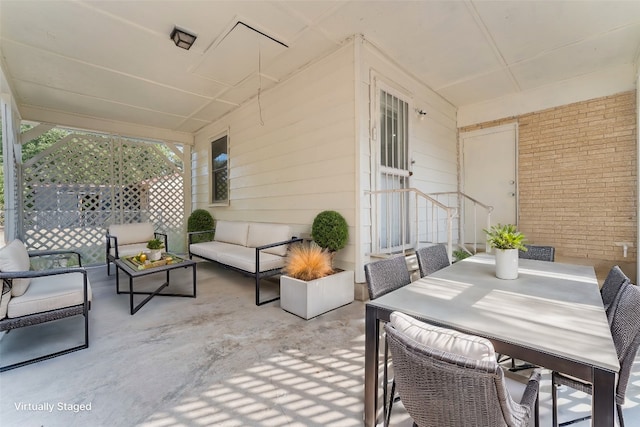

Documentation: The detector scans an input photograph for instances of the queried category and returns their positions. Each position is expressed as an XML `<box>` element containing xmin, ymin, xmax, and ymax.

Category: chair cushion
<box><xmin>0</xmin><ymin>239</ymin><xmax>32</xmax><ymax>297</ymax></box>
<box><xmin>108</xmin><ymin>222</ymin><xmax>155</xmax><ymax>246</ymax></box>
<box><xmin>390</xmin><ymin>311</ymin><xmax>496</xmax><ymax>363</ymax></box>
<box><xmin>0</xmin><ymin>282</ymin><xmax>10</xmax><ymax>319</ymax></box>
<box><xmin>7</xmin><ymin>272</ymin><xmax>92</xmax><ymax>318</ymax></box>
<box><xmin>247</xmin><ymin>223</ymin><xmax>292</xmax><ymax>256</ymax></box>
<box><xmin>214</xmin><ymin>221</ymin><xmax>249</xmax><ymax>246</ymax></box>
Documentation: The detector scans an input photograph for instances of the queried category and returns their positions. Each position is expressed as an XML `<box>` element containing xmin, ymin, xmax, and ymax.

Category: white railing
<box><xmin>427</xmin><ymin>192</ymin><xmax>493</xmax><ymax>254</ymax></box>
<box><xmin>367</xmin><ymin>189</ymin><xmax>494</xmax><ymax>259</ymax></box>
<box><xmin>367</xmin><ymin>188</ymin><xmax>458</xmax><ymax>260</ymax></box>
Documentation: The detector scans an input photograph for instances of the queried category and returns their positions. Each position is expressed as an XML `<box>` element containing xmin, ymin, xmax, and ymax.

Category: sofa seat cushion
<box><xmin>214</xmin><ymin>221</ymin><xmax>249</xmax><ymax>246</ymax></box>
<box><xmin>0</xmin><ymin>239</ymin><xmax>32</xmax><ymax>297</ymax></box>
<box><xmin>189</xmin><ymin>241</ymin><xmax>230</xmax><ymax>261</ymax></box>
<box><xmin>217</xmin><ymin>245</ymin><xmax>285</xmax><ymax>274</ymax></box>
<box><xmin>247</xmin><ymin>223</ymin><xmax>292</xmax><ymax>256</ymax></box>
<box><xmin>110</xmin><ymin>243</ymin><xmax>152</xmax><ymax>258</ymax></box>
<box><xmin>7</xmin><ymin>272</ymin><xmax>92</xmax><ymax>318</ymax></box>
<box><xmin>109</xmin><ymin>222</ymin><xmax>155</xmax><ymax>246</ymax></box>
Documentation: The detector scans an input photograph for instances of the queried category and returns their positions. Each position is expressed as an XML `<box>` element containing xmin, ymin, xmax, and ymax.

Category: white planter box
<box><xmin>280</xmin><ymin>270</ymin><xmax>354</xmax><ymax>319</ymax></box>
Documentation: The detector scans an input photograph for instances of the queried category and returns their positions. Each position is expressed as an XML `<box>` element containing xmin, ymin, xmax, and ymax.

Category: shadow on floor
<box><xmin>1</xmin><ymin>261</ymin><xmax>639</xmax><ymax>426</ymax></box>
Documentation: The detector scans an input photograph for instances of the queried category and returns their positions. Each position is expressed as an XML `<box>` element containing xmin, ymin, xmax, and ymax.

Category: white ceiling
<box><xmin>1</xmin><ymin>0</ymin><xmax>639</xmax><ymax>136</ymax></box>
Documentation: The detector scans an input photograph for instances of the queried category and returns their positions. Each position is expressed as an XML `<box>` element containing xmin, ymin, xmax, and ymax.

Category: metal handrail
<box><xmin>427</xmin><ymin>191</ymin><xmax>493</xmax><ymax>253</ymax></box>
<box><xmin>366</xmin><ymin>188</ymin><xmax>458</xmax><ymax>260</ymax></box>
<box><xmin>367</xmin><ymin>188</ymin><xmax>493</xmax><ymax>259</ymax></box>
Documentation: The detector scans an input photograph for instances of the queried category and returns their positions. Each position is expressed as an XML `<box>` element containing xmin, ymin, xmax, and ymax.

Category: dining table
<box><xmin>363</xmin><ymin>253</ymin><xmax>620</xmax><ymax>427</ymax></box>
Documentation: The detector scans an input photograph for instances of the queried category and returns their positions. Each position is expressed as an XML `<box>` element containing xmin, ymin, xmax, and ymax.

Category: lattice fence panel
<box><xmin>21</xmin><ymin>134</ymin><xmax>184</xmax><ymax>265</ymax></box>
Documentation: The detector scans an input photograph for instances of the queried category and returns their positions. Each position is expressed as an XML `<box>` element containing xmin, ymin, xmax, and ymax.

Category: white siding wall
<box><xmin>193</xmin><ymin>43</ymin><xmax>357</xmax><ymax>271</ymax></box>
<box><xmin>192</xmin><ymin>36</ymin><xmax>458</xmax><ymax>285</ymax></box>
<box><xmin>356</xmin><ymin>36</ymin><xmax>458</xmax><ymax>283</ymax></box>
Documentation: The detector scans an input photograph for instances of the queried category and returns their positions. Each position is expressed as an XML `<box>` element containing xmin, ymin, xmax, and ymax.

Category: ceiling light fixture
<box><xmin>170</xmin><ymin>27</ymin><xmax>197</xmax><ymax>50</ymax></box>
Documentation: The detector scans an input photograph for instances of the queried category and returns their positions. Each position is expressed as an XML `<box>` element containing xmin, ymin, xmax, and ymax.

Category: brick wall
<box><xmin>460</xmin><ymin>91</ymin><xmax>637</xmax><ymax>264</ymax></box>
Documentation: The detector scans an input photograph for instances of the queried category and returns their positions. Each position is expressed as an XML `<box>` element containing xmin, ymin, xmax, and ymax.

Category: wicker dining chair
<box><xmin>551</xmin><ymin>282</ymin><xmax>640</xmax><ymax>427</ymax></box>
<box><xmin>364</xmin><ymin>256</ymin><xmax>411</xmax><ymax>426</ymax></box>
<box><xmin>518</xmin><ymin>244</ymin><xmax>555</xmax><ymax>262</ymax></box>
<box><xmin>415</xmin><ymin>244</ymin><xmax>451</xmax><ymax>278</ymax></box>
<box><xmin>385</xmin><ymin>312</ymin><xmax>541</xmax><ymax>427</ymax></box>
<box><xmin>601</xmin><ymin>265</ymin><xmax>630</xmax><ymax>324</ymax></box>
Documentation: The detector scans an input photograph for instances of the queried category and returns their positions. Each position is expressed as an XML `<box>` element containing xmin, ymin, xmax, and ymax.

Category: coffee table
<box><xmin>114</xmin><ymin>253</ymin><xmax>197</xmax><ymax>315</ymax></box>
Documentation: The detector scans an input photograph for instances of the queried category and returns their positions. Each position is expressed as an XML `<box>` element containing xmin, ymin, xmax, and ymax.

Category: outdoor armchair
<box><xmin>105</xmin><ymin>222</ymin><xmax>167</xmax><ymax>275</ymax></box>
<box><xmin>0</xmin><ymin>239</ymin><xmax>91</xmax><ymax>372</ymax></box>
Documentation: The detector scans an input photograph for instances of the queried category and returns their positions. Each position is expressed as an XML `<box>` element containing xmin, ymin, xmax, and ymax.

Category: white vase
<box><xmin>495</xmin><ymin>248</ymin><xmax>519</xmax><ymax>279</ymax></box>
<box><xmin>148</xmin><ymin>249</ymin><xmax>163</xmax><ymax>261</ymax></box>
<box><xmin>280</xmin><ymin>270</ymin><xmax>354</xmax><ymax>319</ymax></box>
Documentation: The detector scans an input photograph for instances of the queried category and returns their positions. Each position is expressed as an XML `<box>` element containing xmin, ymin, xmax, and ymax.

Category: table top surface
<box><xmin>368</xmin><ymin>253</ymin><xmax>619</xmax><ymax>372</ymax></box>
<box><xmin>114</xmin><ymin>253</ymin><xmax>196</xmax><ymax>277</ymax></box>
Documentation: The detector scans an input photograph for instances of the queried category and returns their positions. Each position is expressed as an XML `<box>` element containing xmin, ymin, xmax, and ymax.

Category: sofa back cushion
<box><xmin>214</xmin><ymin>221</ymin><xmax>249</xmax><ymax>246</ymax></box>
<box><xmin>0</xmin><ymin>239</ymin><xmax>32</xmax><ymax>297</ymax></box>
<box><xmin>247</xmin><ymin>223</ymin><xmax>292</xmax><ymax>256</ymax></box>
<box><xmin>108</xmin><ymin>222</ymin><xmax>155</xmax><ymax>246</ymax></box>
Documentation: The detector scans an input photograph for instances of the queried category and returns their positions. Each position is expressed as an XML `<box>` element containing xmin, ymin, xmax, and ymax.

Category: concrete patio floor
<box><xmin>1</xmin><ymin>260</ymin><xmax>639</xmax><ymax>426</ymax></box>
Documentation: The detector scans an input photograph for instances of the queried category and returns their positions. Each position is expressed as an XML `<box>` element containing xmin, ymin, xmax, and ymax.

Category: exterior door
<box><xmin>377</xmin><ymin>88</ymin><xmax>411</xmax><ymax>252</ymax></box>
<box><xmin>461</xmin><ymin>123</ymin><xmax>517</xmax><ymax>244</ymax></box>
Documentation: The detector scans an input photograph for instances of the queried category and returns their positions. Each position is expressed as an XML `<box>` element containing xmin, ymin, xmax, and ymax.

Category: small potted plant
<box><xmin>146</xmin><ymin>238</ymin><xmax>165</xmax><ymax>261</ymax></box>
<box><xmin>483</xmin><ymin>223</ymin><xmax>527</xmax><ymax>279</ymax></box>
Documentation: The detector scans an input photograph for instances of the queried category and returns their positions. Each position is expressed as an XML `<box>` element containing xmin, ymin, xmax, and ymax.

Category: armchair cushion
<box><xmin>7</xmin><ymin>272</ymin><xmax>92</xmax><ymax>318</ymax></box>
<box><xmin>390</xmin><ymin>311</ymin><xmax>496</xmax><ymax>363</ymax></box>
<box><xmin>0</xmin><ymin>240</ymin><xmax>32</xmax><ymax>297</ymax></box>
<box><xmin>108</xmin><ymin>222</ymin><xmax>155</xmax><ymax>246</ymax></box>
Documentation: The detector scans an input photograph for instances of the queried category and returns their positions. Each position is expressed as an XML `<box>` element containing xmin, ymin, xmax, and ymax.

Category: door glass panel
<box><xmin>379</xmin><ymin>89</ymin><xmax>410</xmax><ymax>251</ymax></box>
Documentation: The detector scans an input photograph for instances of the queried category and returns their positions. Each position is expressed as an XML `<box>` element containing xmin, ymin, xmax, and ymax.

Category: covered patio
<box><xmin>2</xmin><ymin>1</ymin><xmax>640</xmax><ymax>426</ymax></box>
<box><xmin>1</xmin><ymin>262</ymin><xmax>639</xmax><ymax>426</ymax></box>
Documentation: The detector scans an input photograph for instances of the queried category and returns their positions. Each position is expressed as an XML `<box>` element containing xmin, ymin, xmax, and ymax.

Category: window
<box><xmin>211</xmin><ymin>135</ymin><xmax>228</xmax><ymax>204</ymax></box>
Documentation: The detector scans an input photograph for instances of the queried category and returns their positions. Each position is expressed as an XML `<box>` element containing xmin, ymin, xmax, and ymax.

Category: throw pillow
<box><xmin>0</xmin><ymin>240</ymin><xmax>32</xmax><ymax>297</ymax></box>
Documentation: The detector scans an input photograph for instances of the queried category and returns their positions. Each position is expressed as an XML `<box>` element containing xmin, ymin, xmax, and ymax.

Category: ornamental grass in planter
<box><xmin>280</xmin><ymin>242</ymin><xmax>354</xmax><ymax>320</ymax></box>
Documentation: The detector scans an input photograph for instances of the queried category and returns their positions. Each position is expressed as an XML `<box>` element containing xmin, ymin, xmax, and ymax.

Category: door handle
<box><xmin>509</xmin><ymin>192</ymin><xmax>515</xmax><ymax>197</ymax></box>
<box><xmin>509</xmin><ymin>180</ymin><xmax>515</xmax><ymax>185</ymax></box>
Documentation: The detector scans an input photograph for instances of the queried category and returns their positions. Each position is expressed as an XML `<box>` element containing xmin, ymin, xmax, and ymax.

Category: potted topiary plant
<box><xmin>188</xmin><ymin>209</ymin><xmax>215</xmax><ymax>244</ymax></box>
<box><xmin>146</xmin><ymin>238</ymin><xmax>165</xmax><ymax>261</ymax></box>
<box><xmin>311</xmin><ymin>210</ymin><xmax>349</xmax><ymax>260</ymax></box>
<box><xmin>483</xmin><ymin>223</ymin><xmax>527</xmax><ymax>279</ymax></box>
<box><xmin>280</xmin><ymin>211</ymin><xmax>353</xmax><ymax>319</ymax></box>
